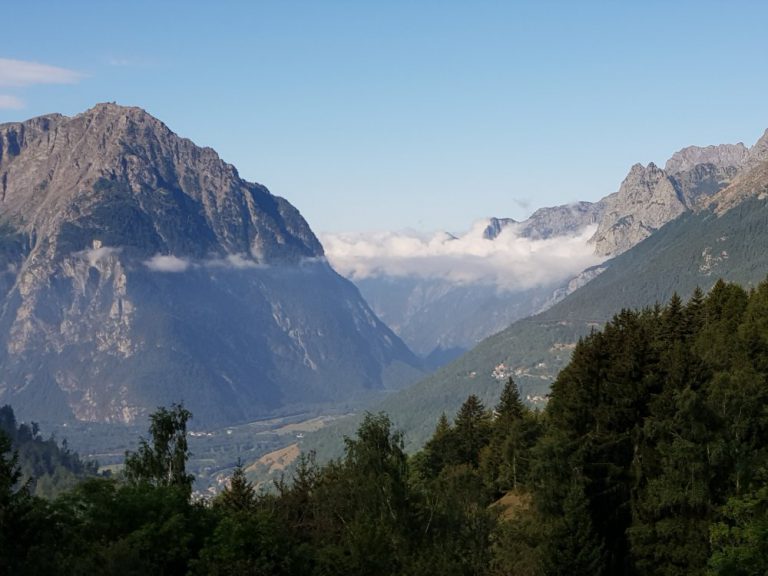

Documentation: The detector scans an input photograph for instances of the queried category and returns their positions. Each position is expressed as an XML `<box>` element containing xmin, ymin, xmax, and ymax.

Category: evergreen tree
<box><xmin>453</xmin><ymin>395</ymin><xmax>492</xmax><ymax>467</ymax></box>
<box><xmin>482</xmin><ymin>378</ymin><xmax>539</xmax><ymax>495</ymax></box>
<box><xmin>217</xmin><ymin>460</ymin><xmax>255</xmax><ymax>512</ymax></box>
<box><xmin>0</xmin><ymin>429</ymin><xmax>31</xmax><ymax>573</ymax></box>
<box><xmin>496</xmin><ymin>377</ymin><xmax>525</xmax><ymax>425</ymax></box>
<box><xmin>415</xmin><ymin>412</ymin><xmax>455</xmax><ymax>480</ymax></box>
<box><xmin>541</xmin><ymin>480</ymin><xmax>606</xmax><ymax>576</ymax></box>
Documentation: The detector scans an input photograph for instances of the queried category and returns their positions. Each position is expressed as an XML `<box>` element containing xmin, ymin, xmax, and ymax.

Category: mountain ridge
<box><xmin>0</xmin><ymin>103</ymin><xmax>422</xmax><ymax>426</ymax></box>
<box><xmin>304</xmin><ymin>129</ymin><xmax>768</xmax><ymax>458</ymax></box>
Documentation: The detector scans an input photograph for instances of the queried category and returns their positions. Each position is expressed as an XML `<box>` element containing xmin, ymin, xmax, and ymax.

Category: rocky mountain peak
<box><xmin>590</xmin><ymin>162</ymin><xmax>686</xmax><ymax>256</ymax></box>
<box><xmin>664</xmin><ymin>142</ymin><xmax>749</xmax><ymax>174</ymax></box>
<box><xmin>590</xmin><ymin>132</ymin><xmax>763</xmax><ymax>258</ymax></box>
<box><xmin>747</xmin><ymin>128</ymin><xmax>768</xmax><ymax>166</ymax></box>
<box><xmin>0</xmin><ymin>104</ymin><xmax>420</xmax><ymax>426</ymax></box>
<box><xmin>0</xmin><ymin>102</ymin><xmax>323</xmax><ymax>263</ymax></box>
<box><xmin>482</xmin><ymin>217</ymin><xmax>516</xmax><ymax>240</ymax></box>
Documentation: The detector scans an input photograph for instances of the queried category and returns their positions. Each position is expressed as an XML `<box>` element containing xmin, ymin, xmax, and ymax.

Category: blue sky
<box><xmin>2</xmin><ymin>1</ymin><xmax>767</xmax><ymax>234</ymax></box>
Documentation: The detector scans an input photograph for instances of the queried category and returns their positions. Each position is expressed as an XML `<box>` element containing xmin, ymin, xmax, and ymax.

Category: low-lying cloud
<box><xmin>145</xmin><ymin>255</ymin><xmax>191</xmax><ymax>273</ymax></box>
<box><xmin>143</xmin><ymin>252</ymin><xmax>264</xmax><ymax>272</ymax></box>
<box><xmin>321</xmin><ymin>220</ymin><xmax>605</xmax><ymax>292</ymax></box>
<box><xmin>206</xmin><ymin>253</ymin><xmax>263</xmax><ymax>270</ymax></box>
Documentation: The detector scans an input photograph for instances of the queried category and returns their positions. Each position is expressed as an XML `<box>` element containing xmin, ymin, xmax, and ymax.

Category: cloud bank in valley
<box><xmin>320</xmin><ymin>220</ymin><xmax>606</xmax><ymax>292</ymax></box>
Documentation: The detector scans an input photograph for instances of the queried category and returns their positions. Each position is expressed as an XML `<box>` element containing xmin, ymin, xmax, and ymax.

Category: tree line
<box><xmin>3</xmin><ymin>278</ymin><xmax>768</xmax><ymax>574</ymax></box>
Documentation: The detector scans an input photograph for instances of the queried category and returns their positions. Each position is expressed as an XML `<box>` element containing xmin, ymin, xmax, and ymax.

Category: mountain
<box><xmin>334</xmin><ymin>133</ymin><xmax>764</xmax><ymax>366</ymax></box>
<box><xmin>302</xmin><ymin>129</ymin><xmax>768</xmax><ymax>457</ymax></box>
<box><xmin>367</xmin><ymin>143</ymin><xmax>768</xmax><ymax>449</ymax></box>
<box><xmin>0</xmin><ymin>103</ymin><xmax>422</xmax><ymax>426</ymax></box>
<box><xmin>484</xmin><ymin>200</ymin><xmax>605</xmax><ymax>241</ymax></box>
<box><xmin>592</xmin><ymin>139</ymin><xmax>765</xmax><ymax>256</ymax></box>
<box><xmin>353</xmin><ymin>276</ymin><xmax>558</xmax><ymax>362</ymax></box>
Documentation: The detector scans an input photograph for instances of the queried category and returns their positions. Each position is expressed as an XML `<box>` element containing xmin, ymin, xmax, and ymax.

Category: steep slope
<box><xmin>355</xmin><ymin>275</ymin><xmax>558</xmax><ymax>361</ymax></box>
<box><xmin>0</xmin><ymin>104</ymin><xmax>422</xmax><ymax>426</ymax></box>
<box><xmin>592</xmin><ymin>140</ymin><xmax>761</xmax><ymax>256</ymax></box>
<box><xmin>338</xmin><ymin>136</ymin><xmax>754</xmax><ymax>364</ymax></box>
<box><xmin>326</xmin><ymin>151</ymin><xmax>768</xmax><ymax>451</ymax></box>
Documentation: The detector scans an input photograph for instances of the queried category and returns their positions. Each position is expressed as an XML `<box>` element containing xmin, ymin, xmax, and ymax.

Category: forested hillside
<box><xmin>3</xmin><ymin>279</ymin><xmax>768</xmax><ymax>574</ymax></box>
<box><xmin>363</xmin><ymin>195</ymin><xmax>768</xmax><ymax>453</ymax></box>
<box><xmin>0</xmin><ymin>405</ymin><xmax>98</xmax><ymax>498</ymax></box>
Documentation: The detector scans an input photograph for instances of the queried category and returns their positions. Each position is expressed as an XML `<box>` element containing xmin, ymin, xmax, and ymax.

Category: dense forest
<box><xmin>3</xmin><ymin>278</ymin><xmax>768</xmax><ymax>574</ymax></box>
<box><xmin>0</xmin><ymin>405</ymin><xmax>99</xmax><ymax>498</ymax></box>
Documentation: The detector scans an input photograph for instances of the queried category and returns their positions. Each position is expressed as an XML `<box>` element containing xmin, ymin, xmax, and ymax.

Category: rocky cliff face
<box><xmin>589</xmin><ymin>138</ymin><xmax>761</xmax><ymax>256</ymax></box>
<box><xmin>590</xmin><ymin>163</ymin><xmax>688</xmax><ymax>256</ymax></box>
<box><xmin>0</xmin><ymin>104</ymin><xmax>421</xmax><ymax>425</ymax></box>
<box><xmin>709</xmin><ymin>132</ymin><xmax>768</xmax><ymax>214</ymax></box>
<box><xmin>518</xmin><ymin>201</ymin><xmax>605</xmax><ymax>240</ymax></box>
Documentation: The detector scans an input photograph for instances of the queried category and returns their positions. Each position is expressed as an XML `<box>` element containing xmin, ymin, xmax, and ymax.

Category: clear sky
<box><xmin>1</xmin><ymin>0</ymin><xmax>767</xmax><ymax>234</ymax></box>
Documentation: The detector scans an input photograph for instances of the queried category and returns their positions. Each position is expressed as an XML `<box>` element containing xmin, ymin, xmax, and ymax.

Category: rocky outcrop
<box><xmin>517</xmin><ymin>201</ymin><xmax>604</xmax><ymax>240</ymax></box>
<box><xmin>746</xmin><ymin>129</ymin><xmax>768</xmax><ymax>167</ymax></box>
<box><xmin>482</xmin><ymin>202</ymin><xmax>603</xmax><ymax>241</ymax></box>
<box><xmin>669</xmin><ymin>163</ymin><xmax>741</xmax><ymax>208</ymax></box>
<box><xmin>590</xmin><ymin>163</ymin><xmax>687</xmax><ymax>256</ymax></box>
<box><xmin>664</xmin><ymin>143</ymin><xmax>749</xmax><ymax>174</ymax></box>
<box><xmin>482</xmin><ymin>217</ymin><xmax>516</xmax><ymax>240</ymax></box>
<box><xmin>0</xmin><ymin>104</ymin><xmax>421</xmax><ymax>426</ymax></box>
<box><xmin>589</xmin><ymin>136</ymin><xmax>758</xmax><ymax>257</ymax></box>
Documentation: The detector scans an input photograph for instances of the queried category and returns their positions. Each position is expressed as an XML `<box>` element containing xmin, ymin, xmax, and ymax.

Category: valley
<box><xmin>3</xmin><ymin>5</ymin><xmax>768</xmax><ymax>573</ymax></box>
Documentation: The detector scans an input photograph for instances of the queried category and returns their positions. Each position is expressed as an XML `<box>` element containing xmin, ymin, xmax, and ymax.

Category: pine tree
<box><xmin>217</xmin><ymin>460</ymin><xmax>255</xmax><ymax>512</ymax></box>
<box><xmin>482</xmin><ymin>378</ymin><xmax>539</xmax><ymax>494</ymax></box>
<box><xmin>542</xmin><ymin>480</ymin><xmax>606</xmax><ymax>576</ymax></box>
<box><xmin>496</xmin><ymin>377</ymin><xmax>525</xmax><ymax>425</ymax></box>
<box><xmin>417</xmin><ymin>412</ymin><xmax>455</xmax><ymax>479</ymax></box>
<box><xmin>453</xmin><ymin>395</ymin><xmax>492</xmax><ymax>467</ymax></box>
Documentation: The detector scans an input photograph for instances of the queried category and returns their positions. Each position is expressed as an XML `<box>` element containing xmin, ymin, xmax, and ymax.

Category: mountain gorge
<box><xmin>0</xmin><ymin>104</ymin><xmax>422</xmax><ymax>426</ymax></box>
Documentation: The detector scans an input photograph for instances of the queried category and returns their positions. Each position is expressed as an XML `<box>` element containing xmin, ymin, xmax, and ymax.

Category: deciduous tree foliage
<box><xmin>124</xmin><ymin>403</ymin><xmax>194</xmax><ymax>493</ymax></box>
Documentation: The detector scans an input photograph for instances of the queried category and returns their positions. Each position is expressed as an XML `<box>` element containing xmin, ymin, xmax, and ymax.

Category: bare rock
<box><xmin>665</xmin><ymin>142</ymin><xmax>749</xmax><ymax>174</ymax></box>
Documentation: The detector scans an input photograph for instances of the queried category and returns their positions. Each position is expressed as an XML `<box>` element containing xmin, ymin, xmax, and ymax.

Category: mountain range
<box><xmin>4</xmin><ymin>102</ymin><xmax>768</xmax><ymax>481</ymax></box>
<box><xmin>305</xmin><ymin>127</ymin><xmax>768</xmax><ymax>456</ymax></box>
<box><xmin>0</xmin><ymin>103</ymin><xmax>422</xmax><ymax>427</ymax></box>
<box><xmin>330</xmin><ymin>132</ymin><xmax>765</xmax><ymax>363</ymax></box>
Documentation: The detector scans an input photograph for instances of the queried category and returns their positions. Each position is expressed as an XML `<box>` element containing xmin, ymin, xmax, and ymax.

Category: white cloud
<box><xmin>320</xmin><ymin>220</ymin><xmax>606</xmax><ymax>292</ymax></box>
<box><xmin>0</xmin><ymin>94</ymin><xmax>24</xmax><ymax>109</ymax></box>
<box><xmin>145</xmin><ymin>255</ymin><xmax>191</xmax><ymax>273</ymax></box>
<box><xmin>0</xmin><ymin>58</ymin><xmax>84</xmax><ymax>87</ymax></box>
<box><xmin>81</xmin><ymin>246</ymin><xmax>120</xmax><ymax>266</ymax></box>
<box><xmin>205</xmin><ymin>253</ymin><xmax>263</xmax><ymax>269</ymax></box>
<box><xmin>143</xmin><ymin>253</ymin><xmax>267</xmax><ymax>272</ymax></box>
